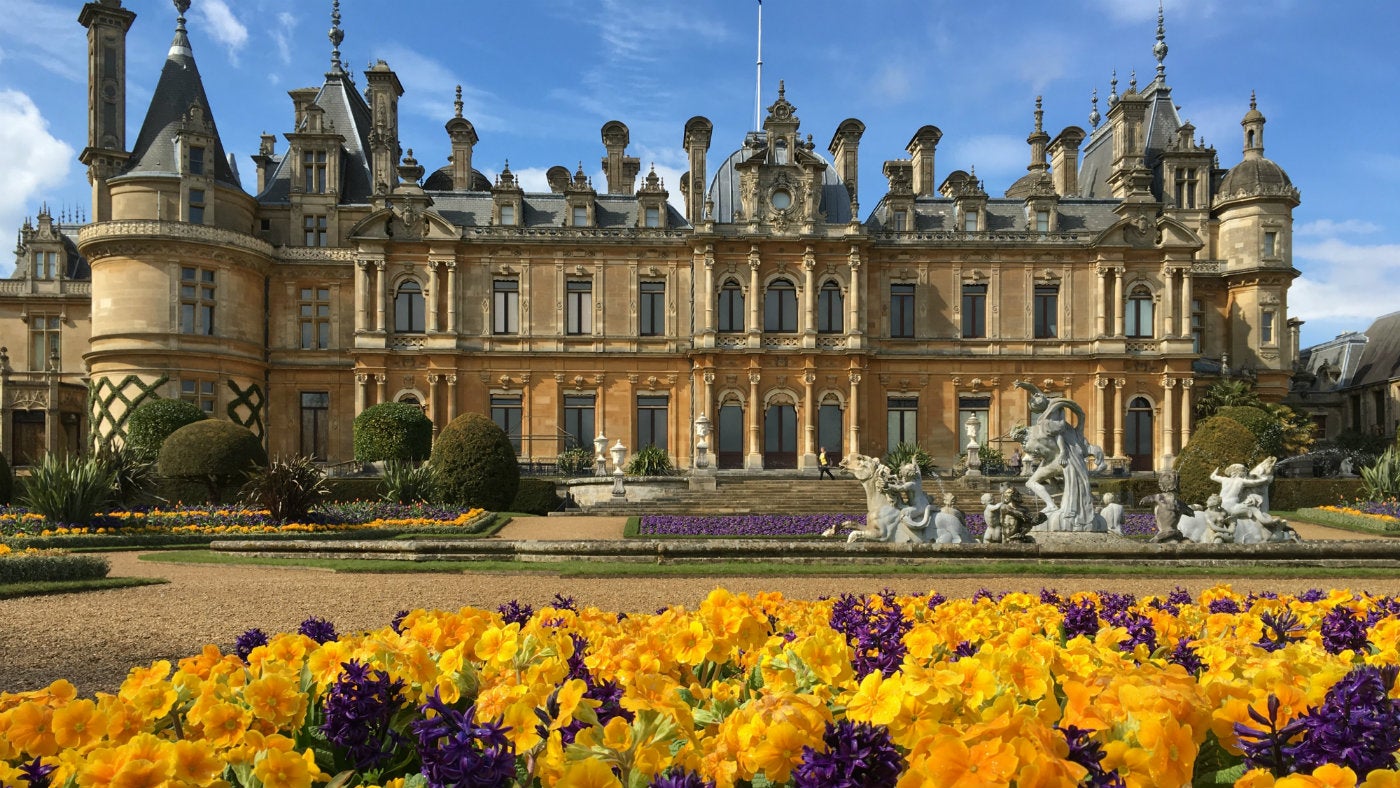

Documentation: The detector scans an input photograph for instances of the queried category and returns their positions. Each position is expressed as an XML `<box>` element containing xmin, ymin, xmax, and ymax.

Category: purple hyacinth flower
<box><xmin>17</xmin><ymin>757</ymin><xmax>58</xmax><ymax>788</ymax></box>
<box><xmin>1059</xmin><ymin>598</ymin><xmax>1100</xmax><ymax>641</ymax></box>
<box><xmin>1286</xmin><ymin>664</ymin><xmax>1400</xmax><ymax>776</ymax></box>
<box><xmin>321</xmin><ymin>660</ymin><xmax>407</xmax><ymax>770</ymax></box>
<box><xmin>792</xmin><ymin>719</ymin><xmax>905</xmax><ymax>788</ymax></box>
<box><xmin>412</xmin><ymin>689</ymin><xmax>516</xmax><ymax>788</ymax></box>
<box><xmin>234</xmin><ymin>628</ymin><xmax>268</xmax><ymax>662</ymax></box>
<box><xmin>1319</xmin><ymin>605</ymin><xmax>1370</xmax><ymax>655</ymax></box>
<box><xmin>648</xmin><ymin>769</ymin><xmax>716</xmax><ymax>788</ymax></box>
<box><xmin>1058</xmin><ymin>726</ymin><xmax>1126</xmax><ymax>788</ymax></box>
<box><xmin>298</xmin><ymin>616</ymin><xmax>338</xmax><ymax>644</ymax></box>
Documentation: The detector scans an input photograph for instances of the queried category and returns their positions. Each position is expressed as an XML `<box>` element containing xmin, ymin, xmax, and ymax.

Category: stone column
<box><xmin>1095</xmin><ymin>377</ymin><xmax>1109</xmax><ymax>449</ymax></box>
<box><xmin>1164</xmin><ymin>268</ymin><xmax>1177</xmax><ymax>336</ymax></box>
<box><xmin>427</xmin><ymin>261</ymin><xmax>440</xmax><ymax>332</ymax></box>
<box><xmin>802</xmin><ymin>247</ymin><xmax>816</xmax><ymax>348</ymax></box>
<box><xmin>1161</xmin><ymin>376</ymin><xmax>1176</xmax><ymax>467</ymax></box>
<box><xmin>1113</xmin><ymin>268</ymin><xmax>1124</xmax><ymax>337</ymax></box>
<box><xmin>848</xmin><ymin>247</ymin><xmax>863</xmax><ymax>346</ymax></box>
<box><xmin>746</xmin><ymin>371</ymin><xmax>763</xmax><ymax>469</ymax></box>
<box><xmin>354</xmin><ymin>373</ymin><xmax>368</xmax><ymax>415</ymax></box>
<box><xmin>355</xmin><ymin>260</ymin><xmax>369</xmax><ymax>333</ymax></box>
<box><xmin>802</xmin><ymin>370</ymin><xmax>816</xmax><ymax>467</ymax></box>
<box><xmin>1180</xmin><ymin>378</ymin><xmax>1194</xmax><ymax>445</ymax></box>
<box><xmin>702</xmin><ymin>370</ymin><xmax>714</xmax><ymax>420</ymax></box>
<box><xmin>747</xmin><ymin>248</ymin><xmax>761</xmax><ymax>347</ymax></box>
<box><xmin>1181</xmin><ymin>270</ymin><xmax>1194</xmax><ymax>340</ymax></box>
<box><xmin>1096</xmin><ymin>268</ymin><xmax>1108</xmax><ymax>335</ymax></box>
<box><xmin>427</xmin><ymin>373</ymin><xmax>440</xmax><ymax>431</ymax></box>
<box><xmin>446</xmin><ymin>263</ymin><xmax>458</xmax><ymax>333</ymax></box>
<box><xmin>375</xmin><ymin>261</ymin><xmax>387</xmax><ymax>333</ymax></box>
<box><xmin>376</xmin><ymin>373</ymin><xmax>387</xmax><ymax>405</ymax></box>
<box><xmin>1112</xmin><ymin>378</ymin><xmax>1125</xmax><ymax>458</ymax></box>
<box><xmin>701</xmin><ymin>247</ymin><xmax>715</xmax><ymax>341</ymax></box>
<box><xmin>848</xmin><ymin>371</ymin><xmax>861</xmax><ymax>456</ymax></box>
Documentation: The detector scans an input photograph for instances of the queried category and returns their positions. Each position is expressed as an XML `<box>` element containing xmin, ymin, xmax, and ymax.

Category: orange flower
<box><xmin>252</xmin><ymin>747</ymin><xmax>324</xmax><ymax>788</ymax></box>
<box><xmin>52</xmin><ymin>698</ymin><xmax>104</xmax><ymax>751</ymax></box>
<box><xmin>556</xmin><ymin>757</ymin><xmax>622</xmax><ymax>788</ymax></box>
<box><xmin>920</xmin><ymin>735</ymin><xmax>1019</xmax><ymax>787</ymax></box>
<box><xmin>5</xmin><ymin>701</ymin><xmax>58</xmax><ymax>757</ymax></box>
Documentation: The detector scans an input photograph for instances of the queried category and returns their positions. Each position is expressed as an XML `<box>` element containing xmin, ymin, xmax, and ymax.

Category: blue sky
<box><xmin>1</xmin><ymin>0</ymin><xmax>1397</xmax><ymax>349</ymax></box>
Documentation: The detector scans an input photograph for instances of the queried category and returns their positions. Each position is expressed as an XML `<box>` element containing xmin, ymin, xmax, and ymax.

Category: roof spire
<box><xmin>1108</xmin><ymin>70</ymin><xmax>1119</xmax><ymax>106</ymax></box>
<box><xmin>1034</xmin><ymin>95</ymin><xmax>1044</xmax><ymax>133</ymax></box>
<box><xmin>329</xmin><ymin>0</ymin><xmax>345</xmax><ymax>73</ymax></box>
<box><xmin>1250</xmin><ymin>90</ymin><xmax>1258</xmax><ymax>111</ymax></box>
<box><xmin>169</xmin><ymin>0</ymin><xmax>192</xmax><ymax>59</ymax></box>
<box><xmin>1154</xmin><ymin>0</ymin><xmax>1168</xmax><ymax>82</ymax></box>
<box><xmin>1090</xmin><ymin>87</ymin><xmax>1101</xmax><ymax>129</ymax></box>
<box><xmin>454</xmin><ymin>85</ymin><xmax>463</xmax><ymax>118</ymax></box>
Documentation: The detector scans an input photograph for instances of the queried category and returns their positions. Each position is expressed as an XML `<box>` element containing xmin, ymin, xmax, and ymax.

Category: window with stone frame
<box><xmin>298</xmin><ymin>286</ymin><xmax>331</xmax><ymax>349</ymax></box>
<box><xmin>563</xmin><ymin>394</ymin><xmax>595</xmax><ymax>451</ymax></box>
<box><xmin>1034</xmin><ymin>284</ymin><xmax>1059</xmax><ymax>339</ymax></box>
<box><xmin>188</xmin><ymin>188</ymin><xmax>206</xmax><ymax>225</ymax></box>
<box><xmin>764</xmin><ymin>278</ymin><xmax>798</xmax><ymax>333</ymax></box>
<box><xmin>303</xmin><ymin>150</ymin><xmax>328</xmax><ymax>193</ymax></box>
<box><xmin>818</xmin><ymin>280</ymin><xmax>844</xmax><ymax>333</ymax></box>
<box><xmin>717</xmin><ymin>279</ymin><xmax>744</xmax><ymax>333</ymax></box>
<box><xmin>300</xmin><ymin>392</ymin><xmax>329</xmax><ymax>461</ymax></box>
<box><xmin>566</xmin><ymin>280</ymin><xmax>593</xmax><ymax>335</ymax></box>
<box><xmin>491</xmin><ymin>394</ymin><xmax>523</xmax><ymax>453</ymax></box>
<box><xmin>32</xmin><ymin>250</ymin><xmax>57</xmax><ymax>279</ymax></box>
<box><xmin>1125</xmin><ymin>285</ymin><xmax>1154</xmax><ymax>338</ymax></box>
<box><xmin>890</xmin><ymin>282</ymin><xmax>915</xmax><ymax>338</ymax></box>
<box><xmin>636</xmin><ymin>395</ymin><xmax>669</xmax><ymax>451</ymax></box>
<box><xmin>1191</xmin><ymin>298</ymin><xmax>1205</xmax><ymax>353</ymax></box>
<box><xmin>493</xmin><ymin>279</ymin><xmax>519</xmax><ymax>334</ymax></box>
<box><xmin>180</xmin><ymin>266</ymin><xmax>216</xmax><ymax>335</ymax></box>
<box><xmin>1174</xmin><ymin>167</ymin><xmax>1198</xmax><ymax>209</ymax></box>
<box><xmin>181</xmin><ymin>378</ymin><xmax>217</xmax><ymax>415</ymax></box>
<box><xmin>28</xmin><ymin>315</ymin><xmax>60</xmax><ymax>372</ymax></box>
<box><xmin>640</xmin><ymin>281</ymin><xmax>665</xmax><ymax>336</ymax></box>
<box><xmin>303</xmin><ymin>214</ymin><xmax>328</xmax><ymax>247</ymax></box>
<box><xmin>189</xmin><ymin>145</ymin><xmax>205</xmax><ymax>176</ymax></box>
<box><xmin>394</xmin><ymin>281</ymin><xmax>425</xmax><ymax>334</ymax></box>
<box><xmin>961</xmin><ymin>283</ymin><xmax>987</xmax><ymax>338</ymax></box>
<box><xmin>887</xmin><ymin>397</ymin><xmax>918</xmax><ymax>453</ymax></box>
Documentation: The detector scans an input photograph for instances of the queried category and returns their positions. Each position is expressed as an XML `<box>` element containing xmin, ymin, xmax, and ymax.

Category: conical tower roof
<box><xmin>122</xmin><ymin>1</ymin><xmax>239</xmax><ymax>188</ymax></box>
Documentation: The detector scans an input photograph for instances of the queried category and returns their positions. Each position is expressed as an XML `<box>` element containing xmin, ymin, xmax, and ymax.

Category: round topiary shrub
<box><xmin>125</xmin><ymin>399</ymin><xmax>207</xmax><ymax>461</ymax></box>
<box><xmin>353</xmin><ymin>402</ymin><xmax>433</xmax><ymax>462</ymax></box>
<box><xmin>158</xmin><ymin>420</ymin><xmax>268</xmax><ymax>502</ymax></box>
<box><xmin>1173</xmin><ymin>415</ymin><xmax>1269</xmax><ymax>508</ymax></box>
<box><xmin>1214</xmin><ymin>405</ymin><xmax>1285</xmax><ymax>459</ymax></box>
<box><xmin>430</xmin><ymin>413</ymin><xmax>519</xmax><ymax>511</ymax></box>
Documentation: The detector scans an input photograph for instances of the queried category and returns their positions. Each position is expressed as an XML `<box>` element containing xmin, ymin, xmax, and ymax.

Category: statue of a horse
<box><xmin>824</xmin><ymin>453</ymin><xmax>903</xmax><ymax>543</ymax></box>
<box><xmin>822</xmin><ymin>453</ymin><xmax>973</xmax><ymax>544</ymax></box>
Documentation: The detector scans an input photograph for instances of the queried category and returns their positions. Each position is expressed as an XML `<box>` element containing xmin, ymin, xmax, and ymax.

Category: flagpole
<box><xmin>754</xmin><ymin>0</ymin><xmax>763</xmax><ymax>131</ymax></box>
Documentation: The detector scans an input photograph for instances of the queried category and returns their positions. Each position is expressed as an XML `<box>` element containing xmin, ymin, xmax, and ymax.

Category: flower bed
<box><xmin>639</xmin><ymin>512</ymin><xmax>1159</xmax><ymax>538</ymax></box>
<box><xmin>1315</xmin><ymin>501</ymin><xmax>1400</xmax><ymax>529</ymax></box>
<box><xmin>0</xmin><ymin>502</ymin><xmax>490</xmax><ymax>546</ymax></box>
<box><xmin>0</xmin><ymin>545</ymin><xmax>109</xmax><ymax>585</ymax></box>
<box><xmin>6</xmin><ymin>586</ymin><xmax>1400</xmax><ymax>786</ymax></box>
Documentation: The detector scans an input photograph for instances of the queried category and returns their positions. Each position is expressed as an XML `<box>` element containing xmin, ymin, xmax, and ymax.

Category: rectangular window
<box><xmin>34</xmin><ymin>251</ymin><xmax>57</xmax><ymax>279</ymax></box>
<box><xmin>28</xmin><ymin>315</ymin><xmax>60</xmax><ymax>371</ymax></box>
<box><xmin>566</xmin><ymin>280</ymin><xmax>593</xmax><ymax>335</ymax></box>
<box><xmin>887</xmin><ymin>397</ymin><xmax>918</xmax><ymax>453</ymax></box>
<box><xmin>1191</xmin><ymin>298</ymin><xmax>1204</xmax><ymax>353</ymax></box>
<box><xmin>573</xmin><ymin>206</ymin><xmax>588</xmax><ymax>226</ymax></box>
<box><xmin>563</xmin><ymin>394</ymin><xmax>595</xmax><ymax>451</ymax></box>
<box><xmin>188</xmin><ymin>188</ymin><xmax>205</xmax><ymax>225</ymax></box>
<box><xmin>963</xmin><ymin>210</ymin><xmax>978</xmax><ymax>232</ymax></box>
<box><xmin>298</xmin><ymin>286</ymin><xmax>331</xmax><ymax>349</ymax></box>
<box><xmin>1264</xmin><ymin>231</ymin><xmax>1278</xmax><ymax>258</ymax></box>
<box><xmin>637</xmin><ymin>395</ymin><xmax>669</xmax><ymax>451</ymax></box>
<box><xmin>958</xmin><ymin>396</ymin><xmax>990</xmax><ymax>451</ymax></box>
<box><xmin>1174</xmin><ymin>167</ymin><xmax>1198</xmax><ymax>209</ymax></box>
<box><xmin>892</xmin><ymin>210</ymin><xmax>908</xmax><ymax>232</ymax></box>
<box><xmin>179</xmin><ymin>266</ymin><xmax>216</xmax><ymax>335</ymax></box>
<box><xmin>491</xmin><ymin>394</ymin><xmax>523</xmax><ymax>453</ymax></box>
<box><xmin>181</xmin><ymin>378</ymin><xmax>217</xmax><ymax>414</ymax></box>
<box><xmin>303</xmin><ymin>150</ymin><xmax>327</xmax><ymax>193</ymax></box>
<box><xmin>640</xmin><ymin>281</ymin><xmax>665</xmax><ymax>336</ymax></box>
<box><xmin>300</xmin><ymin>392</ymin><xmax>329</xmax><ymax>461</ymax></box>
<box><xmin>1034</xmin><ymin>284</ymin><xmax>1059</xmax><ymax>339</ymax></box>
<box><xmin>961</xmin><ymin>283</ymin><xmax>987</xmax><ymax>338</ymax></box>
<box><xmin>493</xmin><ymin>279</ymin><xmax>519</xmax><ymax>334</ymax></box>
<box><xmin>890</xmin><ymin>282</ymin><xmax>915</xmax><ymax>338</ymax></box>
<box><xmin>303</xmin><ymin>215</ymin><xmax>328</xmax><ymax>247</ymax></box>
<box><xmin>1261</xmin><ymin>309</ymin><xmax>1275</xmax><ymax>344</ymax></box>
<box><xmin>499</xmin><ymin>204</ymin><xmax>516</xmax><ymax>226</ymax></box>
<box><xmin>1036</xmin><ymin>210</ymin><xmax>1050</xmax><ymax>234</ymax></box>
<box><xmin>189</xmin><ymin>145</ymin><xmax>205</xmax><ymax>176</ymax></box>
<box><xmin>644</xmin><ymin>207</ymin><xmax>660</xmax><ymax>228</ymax></box>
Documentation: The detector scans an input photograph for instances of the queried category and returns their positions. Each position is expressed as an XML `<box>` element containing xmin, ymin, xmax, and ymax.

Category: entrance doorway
<box><xmin>717</xmin><ymin>403</ymin><xmax>744</xmax><ymax>469</ymax></box>
<box><xmin>817</xmin><ymin>401</ymin><xmax>843</xmax><ymax>465</ymax></box>
<box><xmin>764</xmin><ymin>404</ymin><xmax>797</xmax><ymax>468</ymax></box>
<box><xmin>12</xmin><ymin>411</ymin><xmax>45</xmax><ymax>466</ymax></box>
<box><xmin>1126</xmin><ymin>396</ymin><xmax>1154</xmax><ymax>471</ymax></box>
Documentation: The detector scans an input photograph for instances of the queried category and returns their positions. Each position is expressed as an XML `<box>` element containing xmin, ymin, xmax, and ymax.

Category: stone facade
<box><xmin>0</xmin><ymin>1</ymin><xmax>1302</xmax><ymax>471</ymax></box>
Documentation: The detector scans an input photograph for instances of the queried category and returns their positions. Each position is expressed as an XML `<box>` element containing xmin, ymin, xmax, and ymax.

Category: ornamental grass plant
<box><xmin>18</xmin><ymin>453</ymin><xmax>114</xmax><ymax>526</ymax></box>
<box><xmin>239</xmin><ymin>456</ymin><xmax>330</xmax><ymax>523</ymax></box>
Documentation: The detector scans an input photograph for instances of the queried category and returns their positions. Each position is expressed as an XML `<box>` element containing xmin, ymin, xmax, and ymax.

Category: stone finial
<box><xmin>1090</xmin><ymin>88</ymin><xmax>1101</xmax><ymax>129</ymax></box>
<box><xmin>1109</xmin><ymin>71</ymin><xmax>1119</xmax><ymax>106</ymax></box>
<box><xmin>1250</xmin><ymin>90</ymin><xmax>1257</xmax><ymax>111</ymax></box>
<box><xmin>329</xmin><ymin>0</ymin><xmax>345</xmax><ymax>72</ymax></box>
<box><xmin>454</xmin><ymin>84</ymin><xmax>463</xmax><ymax>119</ymax></box>
<box><xmin>1154</xmin><ymin>0</ymin><xmax>1168</xmax><ymax>82</ymax></box>
<box><xmin>1034</xmin><ymin>95</ymin><xmax>1044</xmax><ymax>133</ymax></box>
<box><xmin>174</xmin><ymin>0</ymin><xmax>190</xmax><ymax>22</ymax></box>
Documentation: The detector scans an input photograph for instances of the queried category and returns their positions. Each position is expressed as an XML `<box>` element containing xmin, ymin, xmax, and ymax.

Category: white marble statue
<box><xmin>1098</xmin><ymin>492</ymin><xmax>1124</xmax><ymax>535</ymax></box>
<box><xmin>981</xmin><ymin>492</ymin><xmax>1002</xmax><ymax>543</ymax></box>
<box><xmin>1172</xmin><ymin>459</ymin><xmax>1300</xmax><ymax>544</ymax></box>
<box><xmin>933</xmin><ymin>492</ymin><xmax>975</xmax><ymax>544</ymax></box>
<box><xmin>822</xmin><ymin>453</ymin><xmax>973</xmax><ymax>544</ymax></box>
<box><xmin>885</xmin><ymin>461</ymin><xmax>936</xmax><ymax>542</ymax></box>
<box><xmin>1013</xmin><ymin>381</ymin><xmax>1106</xmax><ymax>531</ymax></box>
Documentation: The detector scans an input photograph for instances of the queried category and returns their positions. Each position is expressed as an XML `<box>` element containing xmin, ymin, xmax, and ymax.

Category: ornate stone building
<box><xmin>1</xmin><ymin>0</ymin><xmax>1302</xmax><ymax>472</ymax></box>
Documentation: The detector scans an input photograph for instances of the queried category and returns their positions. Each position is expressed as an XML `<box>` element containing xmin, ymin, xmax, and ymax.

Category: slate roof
<box><xmin>257</xmin><ymin>70</ymin><xmax>375</xmax><ymax>205</ymax></box>
<box><xmin>1077</xmin><ymin>79</ymin><xmax>1183</xmax><ymax>200</ymax></box>
<box><xmin>427</xmin><ymin>192</ymin><xmax>689</xmax><ymax>230</ymax></box>
<box><xmin>119</xmin><ymin>19</ymin><xmax>238</xmax><ymax>188</ymax></box>
<box><xmin>1348</xmin><ymin>311</ymin><xmax>1400</xmax><ymax>390</ymax></box>
<box><xmin>867</xmin><ymin>198</ymin><xmax>1121</xmax><ymax>235</ymax></box>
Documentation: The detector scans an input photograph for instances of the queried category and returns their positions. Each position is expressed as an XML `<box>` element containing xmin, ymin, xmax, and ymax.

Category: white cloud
<box><xmin>0</xmin><ymin>91</ymin><xmax>74</xmax><ymax>275</ymax></box>
<box><xmin>195</xmin><ymin>0</ymin><xmax>249</xmax><ymax>65</ymax></box>
<box><xmin>1291</xmin><ymin>238</ymin><xmax>1400</xmax><ymax>323</ymax></box>
<box><xmin>1091</xmin><ymin>0</ymin><xmax>1223</xmax><ymax>25</ymax></box>
<box><xmin>370</xmin><ymin>44</ymin><xmax>502</xmax><ymax>131</ymax></box>
<box><xmin>271</xmin><ymin>12</ymin><xmax>297</xmax><ymax>65</ymax></box>
<box><xmin>1295</xmin><ymin>219</ymin><xmax>1381</xmax><ymax>237</ymax></box>
<box><xmin>943</xmin><ymin>135</ymin><xmax>1028</xmax><ymax>186</ymax></box>
<box><xmin>872</xmin><ymin>63</ymin><xmax>914</xmax><ymax>103</ymax></box>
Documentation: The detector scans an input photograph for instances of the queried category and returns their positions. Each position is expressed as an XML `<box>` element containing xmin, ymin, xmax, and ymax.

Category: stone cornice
<box><xmin>79</xmin><ymin>221</ymin><xmax>274</xmax><ymax>267</ymax></box>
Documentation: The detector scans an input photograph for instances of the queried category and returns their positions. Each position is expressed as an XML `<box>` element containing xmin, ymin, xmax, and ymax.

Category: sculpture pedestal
<box><xmin>688</xmin><ymin>471</ymin><xmax>717</xmax><ymax>491</ymax></box>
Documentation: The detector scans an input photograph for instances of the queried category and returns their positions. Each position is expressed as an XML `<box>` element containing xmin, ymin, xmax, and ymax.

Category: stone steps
<box><xmin>578</xmin><ymin>476</ymin><xmax>1006</xmax><ymax>516</ymax></box>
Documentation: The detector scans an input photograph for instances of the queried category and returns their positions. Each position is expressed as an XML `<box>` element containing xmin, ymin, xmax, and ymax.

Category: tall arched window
<box><xmin>764</xmin><ymin>278</ymin><xmax>797</xmax><ymax>332</ymax></box>
<box><xmin>717</xmin><ymin>279</ymin><xmax>744</xmax><ymax>333</ymax></box>
<box><xmin>1125</xmin><ymin>285</ymin><xmax>1154</xmax><ymax>338</ymax></box>
<box><xmin>394</xmin><ymin>281</ymin><xmax>425</xmax><ymax>333</ymax></box>
<box><xmin>818</xmin><ymin>281</ymin><xmax>844</xmax><ymax>333</ymax></box>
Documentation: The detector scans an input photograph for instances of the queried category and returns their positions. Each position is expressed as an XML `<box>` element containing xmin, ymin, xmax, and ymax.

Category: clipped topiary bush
<box><xmin>353</xmin><ymin>402</ymin><xmax>433</xmax><ymax>463</ymax></box>
<box><xmin>430</xmin><ymin>413</ymin><xmax>519</xmax><ymax>511</ymax></box>
<box><xmin>0</xmin><ymin>451</ymin><xmax>11</xmax><ymax>506</ymax></box>
<box><xmin>511</xmin><ymin>479</ymin><xmax>562</xmax><ymax>515</ymax></box>
<box><xmin>1173</xmin><ymin>415</ymin><xmax>1269</xmax><ymax>508</ymax></box>
<box><xmin>1214</xmin><ymin>405</ymin><xmax>1285</xmax><ymax>459</ymax></box>
<box><xmin>158</xmin><ymin>420</ymin><xmax>268</xmax><ymax>502</ymax></box>
<box><xmin>125</xmin><ymin>399</ymin><xmax>207</xmax><ymax>461</ymax></box>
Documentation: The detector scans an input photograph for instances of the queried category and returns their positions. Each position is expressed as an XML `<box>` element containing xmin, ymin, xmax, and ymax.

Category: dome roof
<box><xmin>704</xmin><ymin>137</ymin><xmax>853</xmax><ymax>224</ymax></box>
<box><xmin>423</xmin><ymin>165</ymin><xmax>492</xmax><ymax>192</ymax></box>
<box><xmin>1218</xmin><ymin>157</ymin><xmax>1297</xmax><ymax>204</ymax></box>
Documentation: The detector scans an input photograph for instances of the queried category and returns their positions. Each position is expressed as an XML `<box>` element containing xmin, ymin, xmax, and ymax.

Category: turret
<box><xmin>365</xmin><ymin>60</ymin><xmax>404</xmax><ymax>195</ymax></box>
<box><xmin>445</xmin><ymin>85</ymin><xmax>479</xmax><ymax>191</ymax></box>
<box><xmin>78</xmin><ymin>0</ymin><xmax>137</xmax><ymax>221</ymax></box>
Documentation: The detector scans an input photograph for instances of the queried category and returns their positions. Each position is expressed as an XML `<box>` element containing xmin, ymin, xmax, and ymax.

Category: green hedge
<box><xmin>1093</xmin><ymin>477</ymin><xmax>1163</xmax><ymax>508</ymax></box>
<box><xmin>431</xmin><ymin>413</ymin><xmax>520</xmax><ymax>511</ymax></box>
<box><xmin>510</xmin><ymin>479</ymin><xmax>562</xmax><ymax>515</ymax></box>
<box><xmin>324</xmin><ymin>477</ymin><xmax>387</xmax><ymax>502</ymax></box>
<box><xmin>0</xmin><ymin>553</ymin><xmax>110</xmax><ymax>584</ymax></box>
<box><xmin>1271</xmin><ymin>478</ymin><xmax>1366</xmax><ymax>511</ymax></box>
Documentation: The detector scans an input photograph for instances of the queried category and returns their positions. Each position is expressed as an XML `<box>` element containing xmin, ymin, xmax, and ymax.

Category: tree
<box><xmin>1195</xmin><ymin>379</ymin><xmax>1263</xmax><ymax>419</ymax></box>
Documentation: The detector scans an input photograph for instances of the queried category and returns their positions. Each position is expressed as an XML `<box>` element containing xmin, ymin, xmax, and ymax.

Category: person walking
<box><xmin>818</xmin><ymin>446</ymin><xmax>836</xmax><ymax>480</ymax></box>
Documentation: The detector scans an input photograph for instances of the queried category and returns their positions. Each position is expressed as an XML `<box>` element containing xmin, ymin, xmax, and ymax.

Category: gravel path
<box><xmin>1</xmin><ymin>518</ymin><xmax>1392</xmax><ymax>696</ymax></box>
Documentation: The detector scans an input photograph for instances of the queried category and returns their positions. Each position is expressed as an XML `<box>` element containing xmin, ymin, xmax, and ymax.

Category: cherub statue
<box><xmin>1211</xmin><ymin>459</ymin><xmax>1281</xmax><ymax>526</ymax></box>
<box><xmin>1098</xmin><ymin>492</ymin><xmax>1124</xmax><ymax>535</ymax></box>
<box><xmin>986</xmin><ymin>485</ymin><xmax>1037</xmax><ymax>543</ymax></box>
<box><xmin>1142</xmin><ymin>471</ymin><xmax>1194</xmax><ymax>543</ymax></box>
<box><xmin>981</xmin><ymin>492</ymin><xmax>1002</xmax><ymax>543</ymax></box>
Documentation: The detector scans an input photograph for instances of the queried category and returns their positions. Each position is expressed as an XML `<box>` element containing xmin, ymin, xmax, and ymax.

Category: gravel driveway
<box><xmin>1</xmin><ymin>518</ymin><xmax>1391</xmax><ymax>696</ymax></box>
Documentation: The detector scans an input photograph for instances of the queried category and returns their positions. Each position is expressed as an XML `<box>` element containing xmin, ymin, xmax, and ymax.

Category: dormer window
<box><xmin>963</xmin><ymin>210</ymin><xmax>978</xmax><ymax>233</ymax></box>
<box><xmin>189</xmin><ymin>146</ymin><xmax>205</xmax><ymax>176</ymax></box>
<box><xmin>893</xmin><ymin>210</ymin><xmax>908</xmax><ymax>232</ymax></box>
<box><xmin>1035</xmin><ymin>210</ymin><xmax>1050</xmax><ymax>235</ymax></box>
<box><xmin>499</xmin><ymin>204</ymin><xmax>516</xmax><ymax>226</ymax></box>
<box><xmin>644</xmin><ymin>207</ymin><xmax>660</xmax><ymax>228</ymax></box>
<box><xmin>303</xmin><ymin>150</ymin><xmax>327</xmax><ymax>193</ymax></box>
<box><xmin>774</xmin><ymin>137</ymin><xmax>789</xmax><ymax>165</ymax></box>
<box><xmin>572</xmin><ymin>206</ymin><xmax>588</xmax><ymax>227</ymax></box>
<box><xmin>1174</xmin><ymin>167</ymin><xmax>1198</xmax><ymax>209</ymax></box>
<box><xmin>33</xmin><ymin>251</ymin><xmax>56</xmax><ymax>279</ymax></box>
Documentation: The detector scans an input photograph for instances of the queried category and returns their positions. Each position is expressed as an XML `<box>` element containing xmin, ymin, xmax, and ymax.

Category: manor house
<box><xmin>0</xmin><ymin>0</ymin><xmax>1301</xmax><ymax>472</ymax></box>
